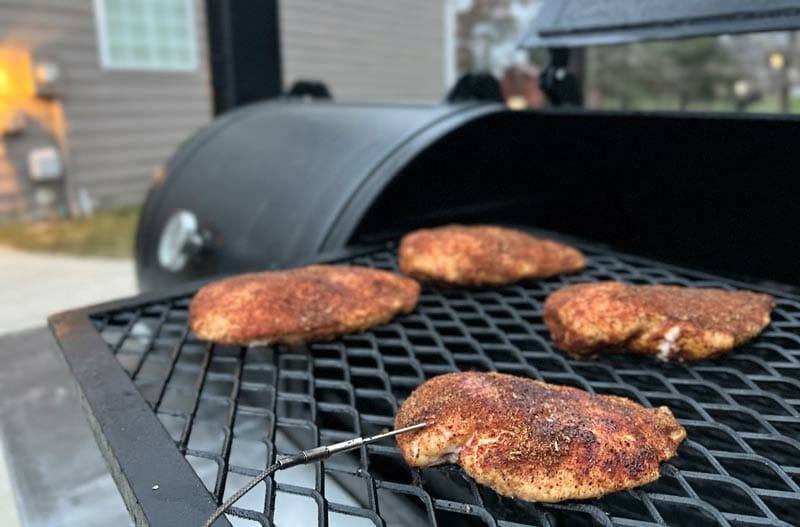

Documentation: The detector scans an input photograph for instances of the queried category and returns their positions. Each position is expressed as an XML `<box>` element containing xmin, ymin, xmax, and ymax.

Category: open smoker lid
<box><xmin>522</xmin><ymin>0</ymin><xmax>800</xmax><ymax>47</ymax></box>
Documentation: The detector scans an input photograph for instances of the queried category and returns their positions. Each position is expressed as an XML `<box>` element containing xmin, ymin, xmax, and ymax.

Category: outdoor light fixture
<box><xmin>0</xmin><ymin>67</ymin><xmax>10</xmax><ymax>96</ymax></box>
<box><xmin>0</xmin><ymin>48</ymin><xmax>31</xmax><ymax>134</ymax></box>
<box><xmin>34</xmin><ymin>62</ymin><xmax>59</xmax><ymax>84</ymax></box>
<box><xmin>506</xmin><ymin>95</ymin><xmax>528</xmax><ymax>110</ymax></box>
<box><xmin>31</xmin><ymin>58</ymin><xmax>61</xmax><ymax>97</ymax></box>
<box><xmin>0</xmin><ymin>46</ymin><xmax>35</xmax><ymax>99</ymax></box>
<box><xmin>733</xmin><ymin>79</ymin><xmax>750</xmax><ymax>98</ymax></box>
<box><xmin>769</xmin><ymin>51</ymin><xmax>786</xmax><ymax>71</ymax></box>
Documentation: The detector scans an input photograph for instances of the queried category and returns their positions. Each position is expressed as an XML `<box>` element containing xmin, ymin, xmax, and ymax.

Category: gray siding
<box><xmin>0</xmin><ymin>0</ymin><xmax>211</xmax><ymax>212</ymax></box>
<box><xmin>0</xmin><ymin>0</ymin><xmax>447</xmax><ymax>218</ymax></box>
<box><xmin>280</xmin><ymin>0</ymin><xmax>447</xmax><ymax>102</ymax></box>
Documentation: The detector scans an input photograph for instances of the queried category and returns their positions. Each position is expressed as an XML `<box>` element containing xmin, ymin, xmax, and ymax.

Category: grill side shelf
<box><xmin>48</xmin><ymin>310</ymin><xmax>232</xmax><ymax>527</ymax></box>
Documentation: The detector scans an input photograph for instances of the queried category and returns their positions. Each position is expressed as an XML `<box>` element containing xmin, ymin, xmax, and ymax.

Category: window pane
<box><xmin>108</xmin><ymin>43</ymin><xmax>129</xmax><ymax>63</ymax></box>
<box><xmin>125</xmin><ymin>1</ymin><xmax>143</xmax><ymax>18</ymax></box>
<box><xmin>106</xmin><ymin>0</ymin><xmax>125</xmax><ymax>14</ymax></box>
<box><xmin>96</xmin><ymin>0</ymin><xmax>196</xmax><ymax>71</ymax></box>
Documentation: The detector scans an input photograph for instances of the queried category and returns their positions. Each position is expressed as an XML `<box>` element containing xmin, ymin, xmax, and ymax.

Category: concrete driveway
<box><xmin>0</xmin><ymin>246</ymin><xmax>136</xmax><ymax>334</ymax></box>
<box><xmin>0</xmin><ymin>246</ymin><xmax>137</xmax><ymax>526</ymax></box>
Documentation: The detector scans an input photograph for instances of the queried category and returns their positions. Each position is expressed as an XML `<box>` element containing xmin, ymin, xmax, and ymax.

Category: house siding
<box><xmin>0</xmin><ymin>0</ymin><xmax>447</xmax><ymax>219</ymax></box>
<box><xmin>280</xmin><ymin>0</ymin><xmax>446</xmax><ymax>102</ymax></box>
<box><xmin>0</xmin><ymin>0</ymin><xmax>212</xmax><ymax>213</ymax></box>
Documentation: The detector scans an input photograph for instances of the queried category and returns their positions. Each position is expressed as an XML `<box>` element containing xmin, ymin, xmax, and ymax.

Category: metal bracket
<box><xmin>540</xmin><ymin>47</ymin><xmax>584</xmax><ymax>107</ymax></box>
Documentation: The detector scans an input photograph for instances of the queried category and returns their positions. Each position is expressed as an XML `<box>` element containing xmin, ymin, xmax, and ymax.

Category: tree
<box><xmin>588</xmin><ymin>44</ymin><xmax>648</xmax><ymax>109</ymax></box>
<box><xmin>590</xmin><ymin>37</ymin><xmax>740</xmax><ymax>110</ymax></box>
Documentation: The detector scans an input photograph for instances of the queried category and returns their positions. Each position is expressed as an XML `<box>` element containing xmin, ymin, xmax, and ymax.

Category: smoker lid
<box><xmin>522</xmin><ymin>0</ymin><xmax>800</xmax><ymax>48</ymax></box>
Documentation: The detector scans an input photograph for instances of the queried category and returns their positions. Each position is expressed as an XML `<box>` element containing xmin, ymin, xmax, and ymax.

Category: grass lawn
<box><xmin>0</xmin><ymin>207</ymin><xmax>140</xmax><ymax>258</ymax></box>
<box><xmin>597</xmin><ymin>94</ymin><xmax>800</xmax><ymax>113</ymax></box>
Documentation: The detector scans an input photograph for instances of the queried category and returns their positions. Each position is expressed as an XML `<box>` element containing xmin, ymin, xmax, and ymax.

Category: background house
<box><xmin>1</xmin><ymin>0</ymin><xmax>796</xmax><ymax>224</ymax></box>
<box><xmin>0</xmin><ymin>0</ymin><xmax>450</xmax><ymax>222</ymax></box>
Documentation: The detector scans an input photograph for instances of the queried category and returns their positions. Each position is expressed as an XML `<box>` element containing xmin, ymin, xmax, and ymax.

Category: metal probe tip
<box><xmin>364</xmin><ymin>421</ymin><xmax>428</xmax><ymax>443</ymax></box>
<box><xmin>324</xmin><ymin>422</ymin><xmax>429</xmax><ymax>457</ymax></box>
<box><xmin>387</xmin><ymin>422</ymin><xmax>428</xmax><ymax>435</ymax></box>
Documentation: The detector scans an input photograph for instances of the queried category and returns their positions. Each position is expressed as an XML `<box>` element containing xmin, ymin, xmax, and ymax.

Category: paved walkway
<box><xmin>0</xmin><ymin>246</ymin><xmax>137</xmax><ymax>526</ymax></box>
<box><xmin>0</xmin><ymin>246</ymin><xmax>137</xmax><ymax>333</ymax></box>
<box><xmin>0</xmin><ymin>328</ymin><xmax>131</xmax><ymax>527</ymax></box>
<box><xmin>0</xmin><ymin>439</ymin><xmax>20</xmax><ymax>527</ymax></box>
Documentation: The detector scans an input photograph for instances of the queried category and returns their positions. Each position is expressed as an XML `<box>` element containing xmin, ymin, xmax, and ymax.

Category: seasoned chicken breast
<box><xmin>395</xmin><ymin>372</ymin><xmax>685</xmax><ymax>502</ymax></box>
<box><xmin>398</xmin><ymin>225</ymin><xmax>585</xmax><ymax>286</ymax></box>
<box><xmin>543</xmin><ymin>282</ymin><xmax>774</xmax><ymax>361</ymax></box>
<box><xmin>189</xmin><ymin>265</ymin><xmax>420</xmax><ymax>346</ymax></box>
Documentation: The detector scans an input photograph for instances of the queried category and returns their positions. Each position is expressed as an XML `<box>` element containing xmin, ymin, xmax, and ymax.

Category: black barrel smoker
<box><xmin>136</xmin><ymin>101</ymin><xmax>800</xmax><ymax>291</ymax></box>
<box><xmin>136</xmin><ymin>0</ymin><xmax>800</xmax><ymax>293</ymax></box>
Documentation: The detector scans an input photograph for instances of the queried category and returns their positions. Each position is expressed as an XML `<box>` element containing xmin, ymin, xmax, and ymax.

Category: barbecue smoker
<box><xmin>51</xmin><ymin>2</ymin><xmax>800</xmax><ymax>527</ymax></box>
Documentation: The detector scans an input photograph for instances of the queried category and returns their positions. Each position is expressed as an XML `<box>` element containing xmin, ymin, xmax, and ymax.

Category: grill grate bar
<box><xmin>149</xmin><ymin>324</ymin><xmax>191</xmax><ymax>411</ymax></box>
<box><xmin>128</xmin><ymin>307</ymin><xmax>171</xmax><ymax>380</ymax></box>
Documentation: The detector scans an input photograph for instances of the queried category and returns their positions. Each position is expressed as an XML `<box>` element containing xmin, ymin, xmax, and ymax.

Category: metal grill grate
<box><xmin>86</xmin><ymin>241</ymin><xmax>800</xmax><ymax>527</ymax></box>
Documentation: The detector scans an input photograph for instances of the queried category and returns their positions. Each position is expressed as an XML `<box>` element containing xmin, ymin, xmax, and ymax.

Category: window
<box><xmin>94</xmin><ymin>0</ymin><xmax>198</xmax><ymax>71</ymax></box>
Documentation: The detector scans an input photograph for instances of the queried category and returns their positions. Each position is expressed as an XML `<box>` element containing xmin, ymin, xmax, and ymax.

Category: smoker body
<box><xmin>137</xmin><ymin>102</ymin><xmax>800</xmax><ymax>290</ymax></box>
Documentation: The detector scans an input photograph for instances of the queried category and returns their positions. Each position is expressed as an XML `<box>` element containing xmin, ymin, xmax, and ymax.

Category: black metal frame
<box><xmin>50</xmin><ymin>282</ymin><xmax>234</xmax><ymax>526</ymax></box>
<box><xmin>49</xmin><ymin>246</ymin><xmax>374</xmax><ymax>527</ymax></box>
<box><xmin>540</xmin><ymin>48</ymin><xmax>584</xmax><ymax>107</ymax></box>
<box><xmin>206</xmin><ymin>0</ymin><xmax>283</xmax><ymax>114</ymax></box>
<box><xmin>50</xmin><ymin>232</ymin><xmax>800</xmax><ymax>527</ymax></box>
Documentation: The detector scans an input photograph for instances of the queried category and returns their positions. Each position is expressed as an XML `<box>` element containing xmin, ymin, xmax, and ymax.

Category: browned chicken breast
<box><xmin>543</xmin><ymin>282</ymin><xmax>774</xmax><ymax>361</ymax></box>
<box><xmin>398</xmin><ymin>225</ymin><xmax>585</xmax><ymax>286</ymax></box>
<box><xmin>395</xmin><ymin>372</ymin><xmax>685</xmax><ymax>502</ymax></box>
<box><xmin>189</xmin><ymin>265</ymin><xmax>420</xmax><ymax>346</ymax></box>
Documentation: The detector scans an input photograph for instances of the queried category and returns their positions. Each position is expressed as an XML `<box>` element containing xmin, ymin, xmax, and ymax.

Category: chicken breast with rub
<box><xmin>189</xmin><ymin>265</ymin><xmax>420</xmax><ymax>346</ymax></box>
<box><xmin>395</xmin><ymin>372</ymin><xmax>686</xmax><ymax>502</ymax></box>
<box><xmin>398</xmin><ymin>225</ymin><xmax>585</xmax><ymax>287</ymax></box>
<box><xmin>543</xmin><ymin>282</ymin><xmax>774</xmax><ymax>361</ymax></box>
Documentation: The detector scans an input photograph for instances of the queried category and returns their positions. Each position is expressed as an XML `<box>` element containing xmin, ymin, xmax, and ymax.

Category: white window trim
<box><xmin>93</xmin><ymin>0</ymin><xmax>199</xmax><ymax>72</ymax></box>
<box><xmin>444</xmin><ymin>0</ymin><xmax>458</xmax><ymax>89</ymax></box>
